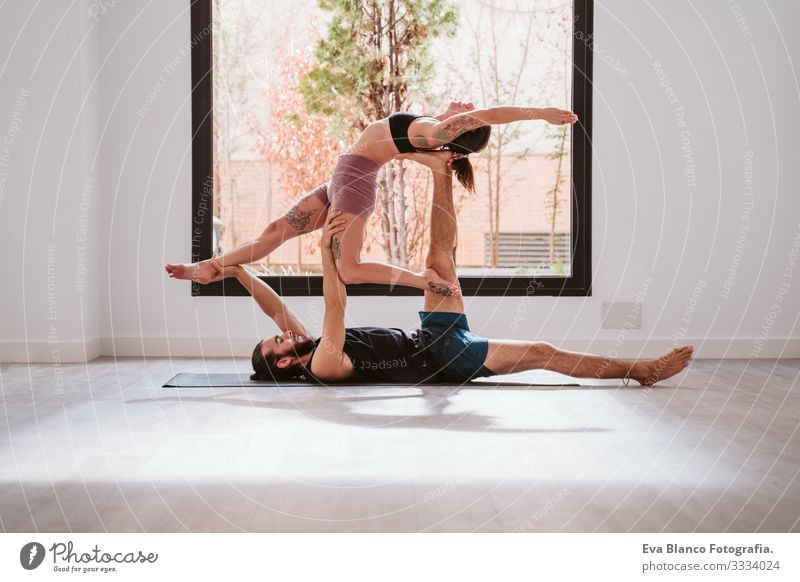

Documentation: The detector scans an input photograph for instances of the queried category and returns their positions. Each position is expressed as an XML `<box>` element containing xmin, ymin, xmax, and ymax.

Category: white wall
<box><xmin>2</xmin><ymin>0</ymin><xmax>798</xmax><ymax>362</ymax></box>
<box><xmin>0</xmin><ymin>1</ymin><xmax>102</xmax><ymax>362</ymax></box>
<box><xmin>587</xmin><ymin>0</ymin><xmax>800</xmax><ymax>357</ymax></box>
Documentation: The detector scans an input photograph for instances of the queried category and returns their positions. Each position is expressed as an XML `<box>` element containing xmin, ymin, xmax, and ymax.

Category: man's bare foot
<box><xmin>164</xmin><ymin>259</ymin><xmax>222</xmax><ymax>284</ymax></box>
<box><xmin>424</xmin><ymin>268</ymin><xmax>461</xmax><ymax>297</ymax></box>
<box><xmin>630</xmin><ymin>346</ymin><xmax>694</xmax><ymax>386</ymax></box>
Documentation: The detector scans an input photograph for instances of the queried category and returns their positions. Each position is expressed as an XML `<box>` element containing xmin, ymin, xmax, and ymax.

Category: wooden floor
<box><xmin>1</xmin><ymin>357</ymin><xmax>798</xmax><ymax>532</ymax></box>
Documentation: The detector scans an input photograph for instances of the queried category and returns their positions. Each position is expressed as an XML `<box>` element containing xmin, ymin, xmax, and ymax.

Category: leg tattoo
<box><xmin>427</xmin><ymin>281</ymin><xmax>452</xmax><ymax>297</ymax></box>
<box><xmin>285</xmin><ymin>195</ymin><xmax>316</xmax><ymax>232</ymax></box>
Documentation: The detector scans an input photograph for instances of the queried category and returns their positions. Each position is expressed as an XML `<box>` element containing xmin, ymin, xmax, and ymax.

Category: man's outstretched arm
<box><xmin>308</xmin><ymin>212</ymin><xmax>354</xmax><ymax>381</ymax></box>
<box><xmin>223</xmin><ymin>265</ymin><xmax>311</xmax><ymax>338</ymax></box>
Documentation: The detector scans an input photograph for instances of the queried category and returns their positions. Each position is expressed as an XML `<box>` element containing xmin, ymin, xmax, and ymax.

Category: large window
<box><xmin>191</xmin><ymin>0</ymin><xmax>592</xmax><ymax>296</ymax></box>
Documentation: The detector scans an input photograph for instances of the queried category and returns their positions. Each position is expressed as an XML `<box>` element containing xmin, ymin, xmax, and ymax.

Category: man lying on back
<box><xmin>214</xmin><ymin>152</ymin><xmax>692</xmax><ymax>386</ymax></box>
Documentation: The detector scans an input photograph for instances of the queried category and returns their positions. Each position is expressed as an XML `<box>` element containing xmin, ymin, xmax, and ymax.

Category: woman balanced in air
<box><xmin>165</xmin><ymin>101</ymin><xmax>578</xmax><ymax>294</ymax></box>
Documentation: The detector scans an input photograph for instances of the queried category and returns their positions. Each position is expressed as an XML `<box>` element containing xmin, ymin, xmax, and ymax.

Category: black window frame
<box><xmin>190</xmin><ymin>0</ymin><xmax>592</xmax><ymax>297</ymax></box>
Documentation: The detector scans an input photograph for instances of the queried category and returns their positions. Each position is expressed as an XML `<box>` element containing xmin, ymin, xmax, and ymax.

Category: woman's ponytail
<box><xmin>451</xmin><ymin>156</ymin><xmax>475</xmax><ymax>193</ymax></box>
<box><xmin>447</xmin><ymin>124</ymin><xmax>491</xmax><ymax>193</ymax></box>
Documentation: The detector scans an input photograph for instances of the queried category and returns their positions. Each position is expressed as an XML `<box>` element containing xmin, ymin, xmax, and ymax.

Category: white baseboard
<box><xmin>101</xmin><ymin>336</ymin><xmax>257</xmax><ymax>358</ymax></box>
<box><xmin>2</xmin><ymin>336</ymin><xmax>797</xmax><ymax>362</ymax></box>
<box><xmin>0</xmin><ymin>337</ymin><xmax>102</xmax><ymax>363</ymax></box>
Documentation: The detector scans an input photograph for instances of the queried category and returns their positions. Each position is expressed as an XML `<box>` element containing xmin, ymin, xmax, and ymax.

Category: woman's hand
<box><xmin>321</xmin><ymin>211</ymin><xmax>347</xmax><ymax>254</ymax></box>
<box><xmin>540</xmin><ymin>107</ymin><xmax>578</xmax><ymax>125</ymax></box>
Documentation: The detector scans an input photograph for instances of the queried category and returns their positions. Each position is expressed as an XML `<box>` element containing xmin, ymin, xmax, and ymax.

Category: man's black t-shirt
<box><xmin>308</xmin><ymin>327</ymin><xmax>436</xmax><ymax>383</ymax></box>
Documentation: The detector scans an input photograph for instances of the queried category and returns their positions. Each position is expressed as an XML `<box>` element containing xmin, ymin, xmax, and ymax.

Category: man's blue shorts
<box><xmin>418</xmin><ymin>311</ymin><xmax>495</xmax><ymax>382</ymax></box>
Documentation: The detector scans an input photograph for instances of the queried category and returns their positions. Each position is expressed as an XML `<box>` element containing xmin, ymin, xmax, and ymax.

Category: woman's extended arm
<box><xmin>429</xmin><ymin>106</ymin><xmax>578</xmax><ymax>145</ymax></box>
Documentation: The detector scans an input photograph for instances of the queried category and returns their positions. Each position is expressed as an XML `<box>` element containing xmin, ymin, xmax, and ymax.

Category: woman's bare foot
<box><xmin>424</xmin><ymin>268</ymin><xmax>461</xmax><ymax>297</ymax></box>
<box><xmin>630</xmin><ymin>346</ymin><xmax>694</xmax><ymax>386</ymax></box>
<box><xmin>164</xmin><ymin>259</ymin><xmax>222</xmax><ymax>284</ymax></box>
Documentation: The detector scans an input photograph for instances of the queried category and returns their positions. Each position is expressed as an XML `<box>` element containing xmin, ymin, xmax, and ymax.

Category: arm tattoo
<box><xmin>285</xmin><ymin>196</ymin><xmax>315</xmax><ymax>232</ymax></box>
<box><xmin>331</xmin><ymin>237</ymin><xmax>342</xmax><ymax>260</ymax></box>
<box><xmin>416</xmin><ymin>135</ymin><xmax>430</xmax><ymax>149</ymax></box>
<box><xmin>433</xmin><ymin>116</ymin><xmax>482</xmax><ymax>144</ymax></box>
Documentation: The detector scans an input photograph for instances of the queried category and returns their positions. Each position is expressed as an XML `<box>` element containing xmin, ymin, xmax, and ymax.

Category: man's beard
<box><xmin>291</xmin><ymin>337</ymin><xmax>316</xmax><ymax>359</ymax></box>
